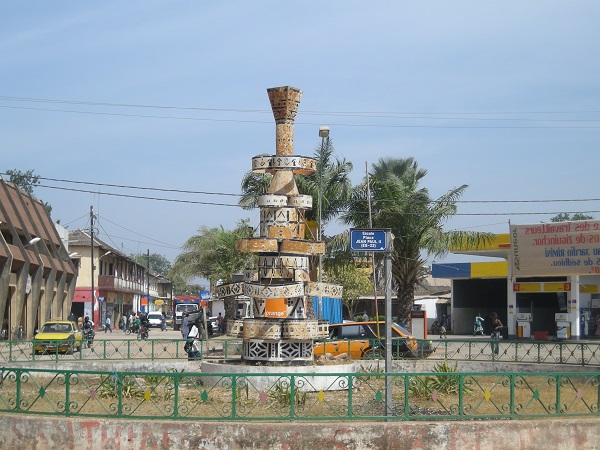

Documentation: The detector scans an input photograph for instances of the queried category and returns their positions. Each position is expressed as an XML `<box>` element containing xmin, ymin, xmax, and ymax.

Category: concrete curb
<box><xmin>0</xmin><ymin>415</ymin><xmax>598</xmax><ymax>449</ymax></box>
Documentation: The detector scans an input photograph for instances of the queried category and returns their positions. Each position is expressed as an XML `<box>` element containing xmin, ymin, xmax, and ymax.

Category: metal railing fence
<box><xmin>2</xmin><ymin>337</ymin><xmax>600</xmax><ymax>366</ymax></box>
<box><xmin>0</xmin><ymin>366</ymin><xmax>597</xmax><ymax>421</ymax></box>
<box><xmin>0</xmin><ymin>338</ymin><xmax>242</xmax><ymax>363</ymax></box>
<box><xmin>313</xmin><ymin>337</ymin><xmax>600</xmax><ymax>367</ymax></box>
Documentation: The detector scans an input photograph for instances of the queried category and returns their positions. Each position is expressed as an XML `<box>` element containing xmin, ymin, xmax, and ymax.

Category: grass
<box><xmin>0</xmin><ymin>367</ymin><xmax>596</xmax><ymax>420</ymax></box>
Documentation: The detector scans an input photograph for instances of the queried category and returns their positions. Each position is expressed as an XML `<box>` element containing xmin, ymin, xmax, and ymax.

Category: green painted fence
<box><xmin>0</xmin><ymin>365</ymin><xmax>597</xmax><ymax>421</ymax></box>
<box><xmin>2</xmin><ymin>337</ymin><xmax>600</xmax><ymax>366</ymax></box>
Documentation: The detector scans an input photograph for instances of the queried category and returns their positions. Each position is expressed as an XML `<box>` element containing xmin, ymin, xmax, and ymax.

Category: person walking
<box><xmin>217</xmin><ymin>313</ymin><xmax>224</xmax><ymax>334</ymax></box>
<box><xmin>490</xmin><ymin>312</ymin><xmax>502</xmax><ymax>357</ymax></box>
<box><xmin>181</xmin><ymin>311</ymin><xmax>190</xmax><ymax>339</ymax></box>
<box><xmin>105</xmin><ymin>316</ymin><xmax>112</xmax><ymax>333</ymax></box>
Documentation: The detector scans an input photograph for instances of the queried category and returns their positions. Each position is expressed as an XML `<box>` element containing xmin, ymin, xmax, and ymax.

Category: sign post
<box><xmin>350</xmin><ymin>228</ymin><xmax>394</xmax><ymax>416</ymax></box>
<box><xmin>350</xmin><ymin>228</ymin><xmax>388</xmax><ymax>252</ymax></box>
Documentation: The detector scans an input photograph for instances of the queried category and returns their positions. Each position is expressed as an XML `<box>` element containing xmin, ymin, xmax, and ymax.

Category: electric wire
<box><xmin>6</xmin><ymin>173</ymin><xmax>600</xmax><ymax>206</ymax></box>
<box><xmin>2</xmin><ymin>95</ymin><xmax>600</xmax><ymax>117</ymax></box>
<box><xmin>38</xmin><ymin>183</ymin><xmax>600</xmax><ymax>217</ymax></box>
<box><xmin>0</xmin><ymin>96</ymin><xmax>600</xmax><ymax>129</ymax></box>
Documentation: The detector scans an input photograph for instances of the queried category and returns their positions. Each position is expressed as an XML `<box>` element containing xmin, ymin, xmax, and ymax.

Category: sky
<box><xmin>2</xmin><ymin>1</ymin><xmax>599</xmax><ymax>271</ymax></box>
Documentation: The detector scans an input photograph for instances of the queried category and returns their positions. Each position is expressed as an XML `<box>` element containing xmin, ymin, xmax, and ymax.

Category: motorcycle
<box><xmin>473</xmin><ymin>314</ymin><xmax>485</xmax><ymax>336</ymax></box>
<box><xmin>137</xmin><ymin>325</ymin><xmax>149</xmax><ymax>340</ymax></box>
<box><xmin>125</xmin><ymin>323</ymin><xmax>139</xmax><ymax>335</ymax></box>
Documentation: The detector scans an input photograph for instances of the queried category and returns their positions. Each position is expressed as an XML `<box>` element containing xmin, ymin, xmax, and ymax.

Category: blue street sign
<box><xmin>350</xmin><ymin>228</ymin><xmax>389</xmax><ymax>252</ymax></box>
<box><xmin>199</xmin><ymin>290</ymin><xmax>211</xmax><ymax>300</ymax></box>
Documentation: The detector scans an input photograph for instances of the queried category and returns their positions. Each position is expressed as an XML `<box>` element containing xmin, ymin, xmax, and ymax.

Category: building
<box><xmin>68</xmin><ymin>230</ymin><xmax>170</xmax><ymax>329</ymax></box>
<box><xmin>356</xmin><ymin>275</ymin><xmax>451</xmax><ymax>328</ymax></box>
<box><xmin>0</xmin><ymin>177</ymin><xmax>78</xmax><ymax>339</ymax></box>
<box><xmin>432</xmin><ymin>230</ymin><xmax>600</xmax><ymax>339</ymax></box>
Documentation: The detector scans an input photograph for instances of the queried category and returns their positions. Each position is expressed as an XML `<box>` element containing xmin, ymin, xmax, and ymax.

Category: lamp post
<box><xmin>318</xmin><ymin>126</ymin><xmax>329</xmax><ymax>320</ymax></box>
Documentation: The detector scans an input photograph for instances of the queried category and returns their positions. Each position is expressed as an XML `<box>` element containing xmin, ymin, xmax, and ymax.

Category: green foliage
<box><xmin>5</xmin><ymin>168</ymin><xmax>40</xmax><ymax>194</ymax></box>
<box><xmin>408</xmin><ymin>360</ymin><xmax>473</xmax><ymax>398</ymax></box>
<box><xmin>5</xmin><ymin>168</ymin><xmax>52</xmax><ymax>215</ymax></box>
<box><xmin>324</xmin><ymin>261</ymin><xmax>372</xmax><ymax>319</ymax></box>
<box><xmin>172</xmin><ymin>219</ymin><xmax>256</xmax><ymax>285</ymax></box>
<box><xmin>236</xmin><ymin>383</ymin><xmax>249</xmax><ymax>401</ymax></box>
<box><xmin>339</xmin><ymin>157</ymin><xmax>492</xmax><ymax>325</ymax></box>
<box><xmin>239</xmin><ymin>141</ymin><xmax>353</xmax><ymax>226</ymax></box>
<box><xmin>96</xmin><ymin>374</ymin><xmax>143</xmax><ymax>399</ymax></box>
<box><xmin>268</xmin><ymin>381</ymin><xmax>306</xmax><ymax>406</ymax></box>
<box><xmin>130</xmin><ymin>252</ymin><xmax>172</xmax><ymax>276</ymax></box>
<box><xmin>550</xmin><ymin>213</ymin><xmax>594</xmax><ymax>222</ymax></box>
<box><xmin>144</xmin><ymin>374</ymin><xmax>175</xmax><ymax>401</ymax></box>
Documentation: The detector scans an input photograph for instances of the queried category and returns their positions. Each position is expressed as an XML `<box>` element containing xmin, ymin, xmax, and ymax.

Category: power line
<box><xmin>37</xmin><ymin>184</ymin><xmax>241</xmax><ymax>207</ymax></box>
<box><xmin>100</xmin><ymin>216</ymin><xmax>182</xmax><ymax>249</ymax></box>
<box><xmin>2</xmin><ymin>94</ymin><xmax>600</xmax><ymax>116</ymax></box>
<box><xmin>2</xmin><ymin>104</ymin><xmax>600</xmax><ymax>129</ymax></box>
<box><xmin>37</xmin><ymin>175</ymin><xmax>239</xmax><ymax>197</ymax></box>
<box><xmin>37</xmin><ymin>183</ymin><xmax>600</xmax><ymax>217</ymax></box>
<box><xmin>14</xmin><ymin>174</ymin><xmax>600</xmax><ymax>205</ymax></box>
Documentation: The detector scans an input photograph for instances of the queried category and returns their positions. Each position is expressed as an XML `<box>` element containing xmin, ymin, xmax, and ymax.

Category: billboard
<box><xmin>510</xmin><ymin>220</ymin><xmax>600</xmax><ymax>277</ymax></box>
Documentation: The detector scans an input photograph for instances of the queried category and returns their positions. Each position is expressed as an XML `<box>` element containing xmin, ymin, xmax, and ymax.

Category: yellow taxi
<box><xmin>314</xmin><ymin>321</ymin><xmax>431</xmax><ymax>359</ymax></box>
<box><xmin>34</xmin><ymin>319</ymin><xmax>82</xmax><ymax>354</ymax></box>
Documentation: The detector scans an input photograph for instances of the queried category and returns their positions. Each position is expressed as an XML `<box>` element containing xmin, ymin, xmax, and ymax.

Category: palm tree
<box><xmin>172</xmin><ymin>220</ymin><xmax>256</xmax><ymax>327</ymax></box>
<box><xmin>339</xmin><ymin>157</ymin><xmax>492</xmax><ymax>325</ymax></box>
<box><xmin>239</xmin><ymin>140</ymin><xmax>353</xmax><ymax>235</ymax></box>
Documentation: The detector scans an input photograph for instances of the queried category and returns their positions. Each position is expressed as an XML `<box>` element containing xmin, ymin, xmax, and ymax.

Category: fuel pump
<box><xmin>555</xmin><ymin>313</ymin><xmax>571</xmax><ymax>339</ymax></box>
<box><xmin>516</xmin><ymin>313</ymin><xmax>532</xmax><ymax>338</ymax></box>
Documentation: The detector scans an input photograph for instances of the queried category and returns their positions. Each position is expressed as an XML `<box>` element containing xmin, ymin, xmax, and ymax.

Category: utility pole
<box><xmin>146</xmin><ymin>249</ymin><xmax>150</xmax><ymax>311</ymax></box>
<box><xmin>366</xmin><ymin>161</ymin><xmax>380</xmax><ymax>329</ymax></box>
<box><xmin>90</xmin><ymin>206</ymin><xmax>96</xmax><ymax>330</ymax></box>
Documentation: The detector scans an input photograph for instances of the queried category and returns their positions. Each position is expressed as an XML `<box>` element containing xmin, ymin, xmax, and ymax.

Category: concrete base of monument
<box><xmin>200</xmin><ymin>359</ymin><xmax>358</xmax><ymax>392</ymax></box>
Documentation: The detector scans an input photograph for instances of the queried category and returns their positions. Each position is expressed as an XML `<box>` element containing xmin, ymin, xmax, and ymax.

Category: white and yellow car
<box><xmin>34</xmin><ymin>319</ymin><xmax>82</xmax><ymax>354</ymax></box>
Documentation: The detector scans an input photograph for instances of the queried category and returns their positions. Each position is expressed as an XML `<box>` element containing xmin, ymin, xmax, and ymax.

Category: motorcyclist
<box><xmin>83</xmin><ymin>316</ymin><xmax>95</xmax><ymax>347</ymax></box>
<box><xmin>138</xmin><ymin>312</ymin><xmax>149</xmax><ymax>340</ymax></box>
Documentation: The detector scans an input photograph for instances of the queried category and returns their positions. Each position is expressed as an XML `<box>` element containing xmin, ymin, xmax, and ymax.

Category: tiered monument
<box><xmin>216</xmin><ymin>86</ymin><xmax>343</xmax><ymax>365</ymax></box>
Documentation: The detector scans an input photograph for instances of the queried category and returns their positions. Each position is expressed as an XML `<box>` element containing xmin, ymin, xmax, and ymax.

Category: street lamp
<box><xmin>25</xmin><ymin>237</ymin><xmax>41</xmax><ymax>247</ymax></box>
<box><xmin>318</xmin><ymin>126</ymin><xmax>329</xmax><ymax>320</ymax></box>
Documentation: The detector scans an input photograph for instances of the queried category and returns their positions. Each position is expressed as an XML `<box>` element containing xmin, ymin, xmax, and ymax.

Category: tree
<box><xmin>130</xmin><ymin>253</ymin><xmax>172</xmax><ymax>276</ymax></box>
<box><xmin>167</xmin><ymin>273</ymin><xmax>204</xmax><ymax>297</ymax></box>
<box><xmin>550</xmin><ymin>213</ymin><xmax>594</xmax><ymax>222</ymax></box>
<box><xmin>339</xmin><ymin>157</ymin><xmax>492</xmax><ymax>326</ymax></box>
<box><xmin>5</xmin><ymin>168</ymin><xmax>40</xmax><ymax>194</ymax></box>
<box><xmin>4</xmin><ymin>168</ymin><xmax>52</xmax><ymax>215</ymax></box>
<box><xmin>239</xmin><ymin>139</ymin><xmax>353</xmax><ymax>232</ymax></box>
<box><xmin>172</xmin><ymin>220</ymin><xmax>257</xmax><ymax>325</ymax></box>
<box><xmin>324</xmin><ymin>258</ymin><xmax>372</xmax><ymax>320</ymax></box>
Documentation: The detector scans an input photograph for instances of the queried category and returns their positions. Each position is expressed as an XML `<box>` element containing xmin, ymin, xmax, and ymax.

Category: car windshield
<box><xmin>175</xmin><ymin>304</ymin><xmax>198</xmax><ymax>313</ymax></box>
<box><xmin>41</xmin><ymin>323</ymin><xmax>71</xmax><ymax>333</ymax></box>
<box><xmin>393</xmin><ymin>323</ymin><xmax>411</xmax><ymax>336</ymax></box>
<box><xmin>363</xmin><ymin>322</ymin><xmax>410</xmax><ymax>338</ymax></box>
<box><xmin>148</xmin><ymin>313</ymin><xmax>162</xmax><ymax>319</ymax></box>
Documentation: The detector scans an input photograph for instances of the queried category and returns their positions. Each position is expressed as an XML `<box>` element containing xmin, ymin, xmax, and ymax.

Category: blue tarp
<box><xmin>312</xmin><ymin>297</ymin><xmax>343</xmax><ymax>324</ymax></box>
